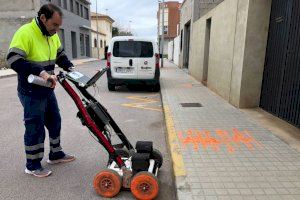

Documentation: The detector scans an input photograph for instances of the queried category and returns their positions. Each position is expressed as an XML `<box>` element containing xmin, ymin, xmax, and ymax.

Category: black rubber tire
<box><xmin>130</xmin><ymin>171</ymin><xmax>159</xmax><ymax>200</ymax></box>
<box><xmin>93</xmin><ymin>169</ymin><xmax>122</xmax><ymax>198</ymax></box>
<box><xmin>108</xmin><ymin>83</ymin><xmax>115</xmax><ymax>91</ymax></box>
<box><xmin>152</xmin><ymin>83</ymin><xmax>160</xmax><ymax>92</ymax></box>
<box><xmin>151</xmin><ymin>148</ymin><xmax>163</xmax><ymax>168</ymax></box>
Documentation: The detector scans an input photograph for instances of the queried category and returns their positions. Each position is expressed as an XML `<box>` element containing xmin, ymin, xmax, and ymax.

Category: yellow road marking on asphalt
<box><xmin>122</xmin><ymin>95</ymin><xmax>162</xmax><ymax>112</ymax></box>
<box><xmin>164</xmin><ymin>105</ymin><xmax>186</xmax><ymax>177</ymax></box>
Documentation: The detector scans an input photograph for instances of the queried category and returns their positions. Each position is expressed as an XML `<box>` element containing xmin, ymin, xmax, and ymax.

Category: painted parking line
<box><xmin>122</xmin><ymin>95</ymin><xmax>162</xmax><ymax>112</ymax></box>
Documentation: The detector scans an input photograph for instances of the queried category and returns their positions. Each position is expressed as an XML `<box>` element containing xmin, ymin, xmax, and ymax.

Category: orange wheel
<box><xmin>131</xmin><ymin>172</ymin><xmax>159</xmax><ymax>200</ymax></box>
<box><xmin>93</xmin><ymin>169</ymin><xmax>122</xmax><ymax>198</ymax></box>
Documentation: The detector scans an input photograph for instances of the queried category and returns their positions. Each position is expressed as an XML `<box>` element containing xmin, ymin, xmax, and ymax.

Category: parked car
<box><xmin>106</xmin><ymin>36</ymin><xmax>160</xmax><ymax>91</ymax></box>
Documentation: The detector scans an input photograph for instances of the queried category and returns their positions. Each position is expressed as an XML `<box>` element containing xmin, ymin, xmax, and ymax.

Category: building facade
<box><xmin>90</xmin><ymin>12</ymin><xmax>114</xmax><ymax>59</ymax></box>
<box><xmin>189</xmin><ymin>0</ymin><xmax>271</xmax><ymax>108</ymax></box>
<box><xmin>0</xmin><ymin>0</ymin><xmax>91</xmax><ymax>69</ymax></box>
<box><xmin>179</xmin><ymin>0</ymin><xmax>223</xmax><ymax>68</ymax></box>
<box><xmin>157</xmin><ymin>1</ymin><xmax>181</xmax><ymax>56</ymax></box>
<box><xmin>52</xmin><ymin>0</ymin><xmax>91</xmax><ymax>59</ymax></box>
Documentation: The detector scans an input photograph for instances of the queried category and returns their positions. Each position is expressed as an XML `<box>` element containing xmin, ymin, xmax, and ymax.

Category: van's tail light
<box><xmin>155</xmin><ymin>53</ymin><xmax>160</xmax><ymax>68</ymax></box>
<box><xmin>107</xmin><ymin>52</ymin><xmax>111</xmax><ymax>68</ymax></box>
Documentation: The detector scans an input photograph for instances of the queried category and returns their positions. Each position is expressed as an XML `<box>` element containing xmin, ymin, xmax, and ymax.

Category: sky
<box><xmin>90</xmin><ymin>0</ymin><xmax>183</xmax><ymax>40</ymax></box>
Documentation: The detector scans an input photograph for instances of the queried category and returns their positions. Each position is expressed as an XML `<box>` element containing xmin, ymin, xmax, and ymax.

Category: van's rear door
<box><xmin>137</xmin><ymin>41</ymin><xmax>155</xmax><ymax>80</ymax></box>
<box><xmin>111</xmin><ymin>41</ymin><xmax>138</xmax><ymax>79</ymax></box>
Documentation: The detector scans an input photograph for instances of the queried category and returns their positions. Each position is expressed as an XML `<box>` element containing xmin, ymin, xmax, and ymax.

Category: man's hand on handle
<box><xmin>39</xmin><ymin>71</ymin><xmax>57</xmax><ymax>88</ymax></box>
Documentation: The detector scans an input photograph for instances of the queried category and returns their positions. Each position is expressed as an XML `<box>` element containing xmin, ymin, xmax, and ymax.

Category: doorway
<box><xmin>85</xmin><ymin>35</ymin><xmax>90</xmax><ymax>57</ymax></box>
<box><xmin>71</xmin><ymin>31</ymin><xmax>77</xmax><ymax>59</ymax></box>
<box><xmin>183</xmin><ymin>21</ymin><xmax>191</xmax><ymax>68</ymax></box>
<box><xmin>202</xmin><ymin>18</ymin><xmax>211</xmax><ymax>86</ymax></box>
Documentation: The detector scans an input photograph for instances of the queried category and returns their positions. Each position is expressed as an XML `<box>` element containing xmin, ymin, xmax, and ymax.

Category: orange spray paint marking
<box><xmin>184</xmin><ymin>129</ymin><xmax>201</xmax><ymax>150</ymax></box>
<box><xmin>215</xmin><ymin>129</ymin><xmax>235</xmax><ymax>153</ymax></box>
<box><xmin>177</xmin><ymin>129</ymin><xmax>263</xmax><ymax>153</ymax></box>
<box><xmin>245</xmin><ymin>130</ymin><xmax>263</xmax><ymax>149</ymax></box>
<box><xmin>177</xmin><ymin>130</ymin><xmax>188</xmax><ymax>149</ymax></box>
<box><xmin>179</xmin><ymin>129</ymin><xmax>221</xmax><ymax>151</ymax></box>
<box><xmin>233</xmin><ymin>129</ymin><xmax>263</xmax><ymax>149</ymax></box>
<box><xmin>182</xmin><ymin>83</ymin><xmax>193</xmax><ymax>88</ymax></box>
<box><xmin>200</xmin><ymin>130</ymin><xmax>221</xmax><ymax>152</ymax></box>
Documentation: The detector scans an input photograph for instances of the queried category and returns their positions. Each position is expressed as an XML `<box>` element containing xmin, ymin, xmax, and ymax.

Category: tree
<box><xmin>112</xmin><ymin>24</ymin><xmax>133</xmax><ymax>37</ymax></box>
<box><xmin>112</xmin><ymin>27</ymin><xmax>119</xmax><ymax>37</ymax></box>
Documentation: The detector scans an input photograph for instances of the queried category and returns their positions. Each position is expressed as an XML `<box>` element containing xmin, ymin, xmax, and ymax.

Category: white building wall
<box><xmin>173</xmin><ymin>35</ymin><xmax>180</xmax><ymax>66</ymax></box>
<box><xmin>91</xmin><ymin>17</ymin><xmax>112</xmax><ymax>59</ymax></box>
<box><xmin>168</xmin><ymin>41</ymin><xmax>174</xmax><ymax>61</ymax></box>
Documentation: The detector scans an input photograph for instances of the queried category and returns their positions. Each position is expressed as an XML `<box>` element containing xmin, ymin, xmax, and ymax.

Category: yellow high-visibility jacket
<box><xmin>6</xmin><ymin>18</ymin><xmax>72</xmax><ymax>97</ymax></box>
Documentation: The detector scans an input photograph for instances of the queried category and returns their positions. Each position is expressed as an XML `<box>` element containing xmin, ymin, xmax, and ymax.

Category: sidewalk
<box><xmin>0</xmin><ymin>57</ymin><xmax>99</xmax><ymax>79</ymax></box>
<box><xmin>160</xmin><ymin>60</ymin><xmax>300</xmax><ymax>200</ymax></box>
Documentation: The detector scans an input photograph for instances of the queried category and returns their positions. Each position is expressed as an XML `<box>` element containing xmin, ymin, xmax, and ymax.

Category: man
<box><xmin>6</xmin><ymin>3</ymin><xmax>75</xmax><ymax>178</ymax></box>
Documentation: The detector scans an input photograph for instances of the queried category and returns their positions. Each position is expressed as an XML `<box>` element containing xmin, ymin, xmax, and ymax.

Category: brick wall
<box><xmin>168</xmin><ymin>3</ymin><xmax>181</xmax><ymax>38</ymax></box>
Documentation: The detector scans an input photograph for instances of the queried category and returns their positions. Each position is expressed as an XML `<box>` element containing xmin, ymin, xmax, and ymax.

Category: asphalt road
<box><xmin>0</xmin><ymin>60</ymin><xmax>176</xmax><ymax>200</ymax></box>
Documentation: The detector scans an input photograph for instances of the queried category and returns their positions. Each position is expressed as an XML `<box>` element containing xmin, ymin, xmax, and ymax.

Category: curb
<box><xmin>72</xmin><ymin>58</ymin><xmax>99</xmax><ymax>65</ymax></box>
<box><xmin>160</xmin><ymin>88</ymin><xmax>194</xmax><ymax>200</ymax></box>
<box><xmin>0</xmin><ymin>72</ymin><xmax>17</xmax><ymax>79</ymax></box>
<box><xmin>163</xmin><ymin>105</ymin><xmax>186</xmax><ymax>177</ymax></box>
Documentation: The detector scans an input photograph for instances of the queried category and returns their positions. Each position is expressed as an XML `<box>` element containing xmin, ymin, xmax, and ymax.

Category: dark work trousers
<box><xmin>18</xmin><ymin>91</ymin><xmax>65</xmax><ymax>170</ymax></box>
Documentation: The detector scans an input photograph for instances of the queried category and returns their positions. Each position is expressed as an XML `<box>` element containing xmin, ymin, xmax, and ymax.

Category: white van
<box><xmin>106</xmin><ymin>36</ymin><xmax>160</xmax><ymax>91</ymax></box>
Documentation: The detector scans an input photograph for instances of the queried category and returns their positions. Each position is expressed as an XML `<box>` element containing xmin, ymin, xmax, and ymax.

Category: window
<box><xmin>57</xmin><ymin>0</ymin><xmax>61</xmax><ymax>7</ymax></box>
<box><xmin>164</xmin><ymin>26</ymin><xmax>168</xmax><ymax>34</ymax></box>
<box><xmin>80</xmin><ymin>33</ymin><xmax>85</xmax><ymax>56</ymax></box>
<box><xmin>76</xmin><ymin>2</ymin><xmax>79</xmax><ymax>15</ymax></box>
<box><xmin>84</xmin><ymin>7</ymin><xmax>89</xmax><ymax>19</ymax></box>
<box><xmin>94</xmin><ymin>38</ymin><xmax>97</xmax><ymax>47</ymax></box>
<box><xmin>113</xmin><ymin>41</ymin><xmax>154</xmax><ymax>58</ymax></box>
<box><xmin>80</xmin><ymin>5</ymin><xmax>83</xmax><ymax>17</ymax></box>
<box><xmin>63</xmin><ymin>0</ymin><xmax>67</xmax><ymax>9</ymax></box>
<box><xmin>100</xmin><ymin>40</ymin><xmax>103</xmax><ymax>48</ymax></box>
<box><xmin>70</xmin><ymin>0</ymin><xmax>74</xmax><ymax>12</ymax></box>
<box><xmin>58</xmin><ymin>29</ymin><xmax>65</xmax><ymax>48</ymax></box>
<box><xmin>104</xmin><ymin>41</ymin><xmax>106</xmax><ymax>48</ymax></box>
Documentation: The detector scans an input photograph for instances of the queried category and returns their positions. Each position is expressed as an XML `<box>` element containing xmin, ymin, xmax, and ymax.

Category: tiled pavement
<box><xmin>160</xmin><ymin>60</ymin><xmax>300</xmax><ymax>200</ymax></box>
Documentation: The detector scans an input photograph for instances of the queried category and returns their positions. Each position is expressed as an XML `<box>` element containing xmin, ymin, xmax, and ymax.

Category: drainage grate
<box><xmin>180</xmin><ymin>103</ymin><xmax>202</xmax><ymax>107</ymax></box>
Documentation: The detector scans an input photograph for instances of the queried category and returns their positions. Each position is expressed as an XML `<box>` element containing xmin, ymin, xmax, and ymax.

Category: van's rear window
<box><xmin>113</xmin><ymin>41</ymin><xmax>154</xmax><ymax>58</ymax></box>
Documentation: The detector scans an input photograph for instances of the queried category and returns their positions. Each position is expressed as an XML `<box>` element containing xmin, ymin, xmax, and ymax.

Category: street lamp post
<box><xmin>129</xmin><ymin>20</ymin><xmax>132</xmax><ymax>34</ymax></box>
<box><xmin>96</xmin><ymin>0</ymin><xmax>100</xmax><ymax>59</ymax></box>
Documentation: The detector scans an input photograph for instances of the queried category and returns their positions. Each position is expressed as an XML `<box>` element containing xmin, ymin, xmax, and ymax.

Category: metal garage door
<box><xmin>260</xmin><ymin>0</ymin><xmax>300</xmax><ymax>128</ymax></box>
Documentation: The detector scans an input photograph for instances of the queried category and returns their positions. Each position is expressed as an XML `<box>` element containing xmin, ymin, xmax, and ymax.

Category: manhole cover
<box><xmin>180</xmin><ymin>103</ymin><xmax>202</xmax><ymax>107</ymax></box>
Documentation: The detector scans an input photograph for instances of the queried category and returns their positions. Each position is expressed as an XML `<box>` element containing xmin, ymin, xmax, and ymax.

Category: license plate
<box><xmin>116</xmin><ymin>67</ymin><xmax>133</xmax><ymax>73</ymax></box>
